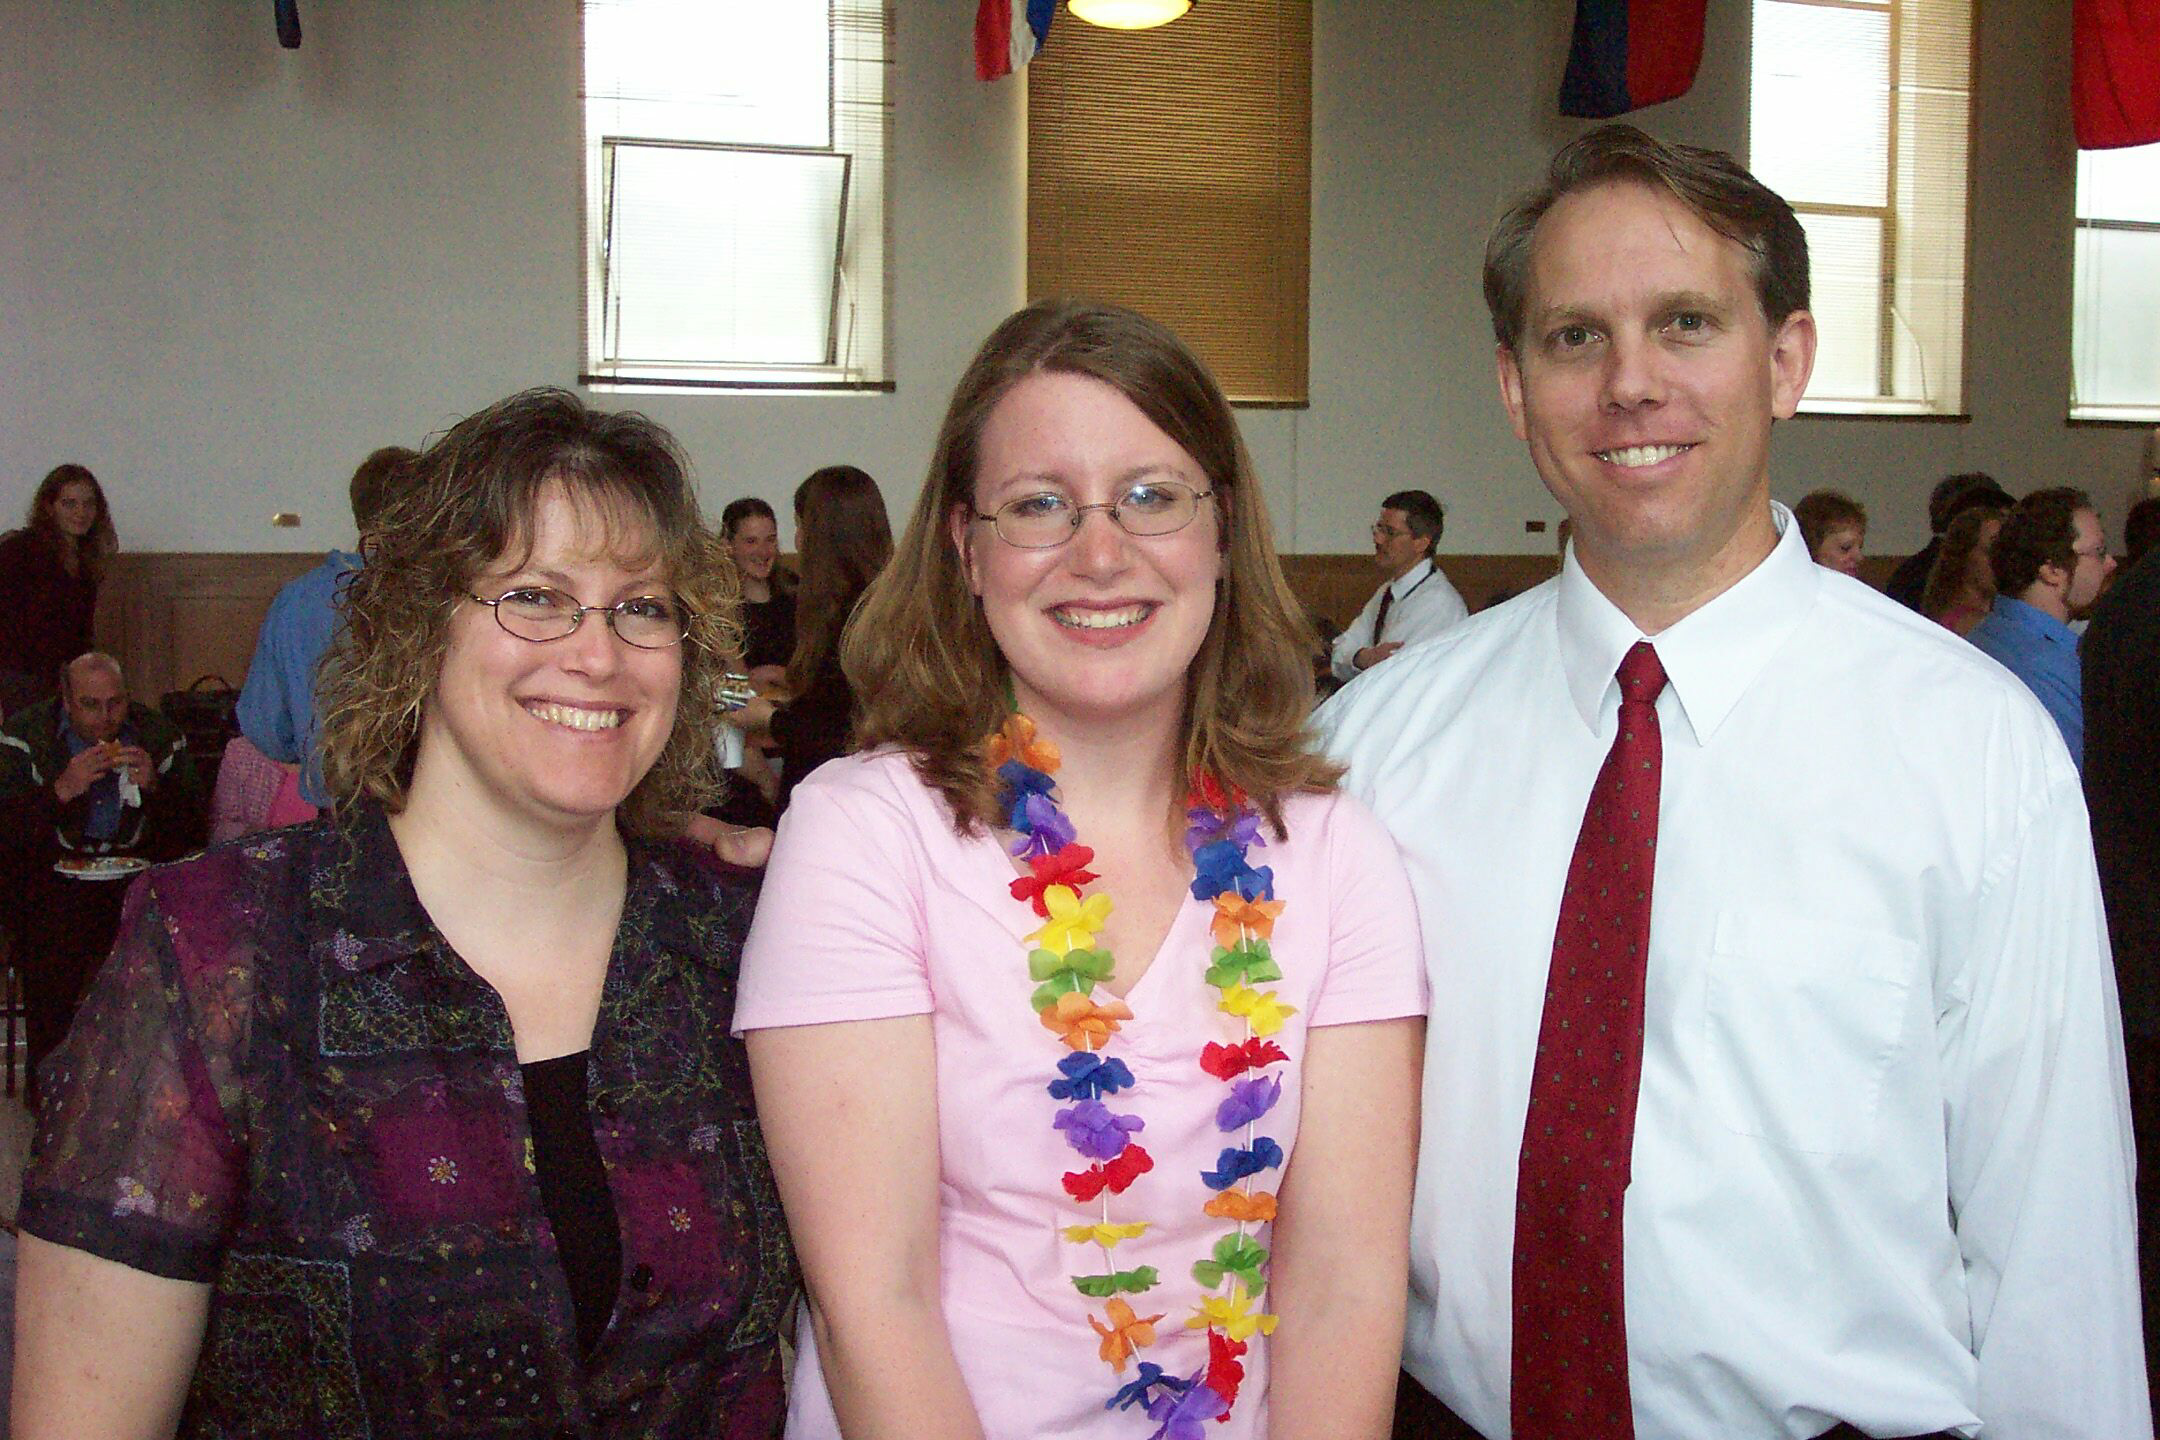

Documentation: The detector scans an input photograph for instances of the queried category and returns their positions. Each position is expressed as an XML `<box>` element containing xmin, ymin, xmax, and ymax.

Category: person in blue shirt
<box><xmin>237</xmin><ymin>445</ymin><xmax>416</xmax><ymax>808</ymax></box>
<box><xmin>1969</xmin><ymin>486</ymin><xmax>2117</xmax><ymax>771</ymax></box>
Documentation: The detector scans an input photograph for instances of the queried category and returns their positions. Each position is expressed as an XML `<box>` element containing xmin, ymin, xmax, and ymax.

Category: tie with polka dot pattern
<box><xmin>1510</xmin><ymin>640</ymin><xmax>1667</xmax><ymax>1440</ymax></box>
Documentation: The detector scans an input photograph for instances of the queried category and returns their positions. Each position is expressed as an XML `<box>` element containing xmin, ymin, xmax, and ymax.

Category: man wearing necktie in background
<box><xmin>1319</xmin><ymin>125</ymin><xmax>2146</xmax><ymax>1439</ymax></box>
<box><xmin>1329</xmin><ymin>489</ymin><xmax>1469</xmax><ymax>681</ymax></box>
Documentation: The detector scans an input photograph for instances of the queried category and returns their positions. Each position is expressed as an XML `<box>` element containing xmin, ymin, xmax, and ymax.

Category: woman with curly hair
<box><xmin>736</xmin><ymin>300</ymin><xmax>1425</xmax><ymax>1438</ymax></box>
<box><xmin>14</xmin><ymin>389</ymin><xmax>796</xmax><ymax>1438</ymax></box>
<box><xmin>0</xmin><ymin>463</ymin><xmax>118</xmax><ymax>715</ymax></box>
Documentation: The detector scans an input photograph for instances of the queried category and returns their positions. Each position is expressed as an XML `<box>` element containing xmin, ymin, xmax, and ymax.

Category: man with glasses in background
<box><xmin>1330</xmin><ymin>489</ymin><xmax>1468</xmax><ymax>681</ymax></box>
<box><xmin>1969</xmin><ymin>486</ymin><xmax>2117</xmax><ymax>772</ymax></box>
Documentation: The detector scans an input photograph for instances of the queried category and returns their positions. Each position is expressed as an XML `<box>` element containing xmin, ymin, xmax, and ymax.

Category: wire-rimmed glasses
<box><xmin>972</xmin><ymin>480</ymin><xmax>1214</xmax><ymax>550</ymax></box>
<box><xmin>469</xmin><ymin>586</ymin><xmax>689</xmax><ymax>650</ymax></box>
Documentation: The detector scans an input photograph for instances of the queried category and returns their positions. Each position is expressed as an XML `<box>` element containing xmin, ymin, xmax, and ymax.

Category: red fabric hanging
<box><xmin>2074</xmin><ymin>0</ymin><xmax>2160</xmax><ymax>150</ymax></box>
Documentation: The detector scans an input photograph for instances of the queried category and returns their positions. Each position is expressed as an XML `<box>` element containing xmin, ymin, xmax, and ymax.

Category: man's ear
<box><xmin>948</xmin><ymin>502</ymin><xmax>983</xmax><ymax>595</ymax></box>
<box><xmin>1497</xmin><ymin>344</ymin><xmax>1530</xmax><ymax>443</ymax></box>
<box><xmin>1769</xmin><ymin>308</ymin><xmax>1818</xmax><ymax>420</ymax></box>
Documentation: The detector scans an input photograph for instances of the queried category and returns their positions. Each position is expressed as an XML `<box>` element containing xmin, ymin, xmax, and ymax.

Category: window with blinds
<box><xmin>1026</xmin><ymin>3</ymin><xmax>1311</xmax><ymax>406</ymax></box>
<box><xmin>2073</xmin><ymin>141</ymin><xmax>2160</xmax><ymax>421</ymax></box>
<box><xmin>1749</xmin><ymin>0</ymin><xmax>1972</xmax><ymax>416</ymax></box>
<box><xmin>581</xmin><ymin>0</ymin><xmax>891</xmax><ymax>391</ymax></box>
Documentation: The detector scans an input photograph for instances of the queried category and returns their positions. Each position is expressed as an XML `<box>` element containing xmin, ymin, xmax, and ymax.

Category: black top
<box><xmin>2084</xmin><ymin>549</ymin><xmax>2160</xmax><ymax>1038</ymax></box>
<box><xmin>769</xmin><ymin>649</ymin><xmax>855</xmax><ymax>812</ymax></box>
<box><xmin>1883</xmin><ymin>537</ymin><xmax>1941</xmax><ymax>611</ymax></box>
<box><xmin>522</xmin><ymin>1049</ymin><xmax>624</xmax><ymax>1356</ymax></box>
<box><xmin>0</xmin><ymin>528</ymin><xmax>97</xmax><ymax>699</ymax></box>
<box><xmin>740</xmin><ymin>592</ymin><xmax>798</xmax><ymax>672</ymax></box>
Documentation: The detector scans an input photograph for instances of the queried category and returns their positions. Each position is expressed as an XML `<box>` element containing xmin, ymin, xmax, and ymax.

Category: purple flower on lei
<box><xmin>1010</xmin><ymin>792</ymin><xmax>1077</xmax><ymax>857</ymax></box>
<box><xmin>1184</xmin><ymin>806</ymin><xmax>1264</xmax><ymax>854</ymax></box>
<box><xmin>1214</xmin><ymin>1074</ymin><xmax>1283</xmax><ymax>1131</ymax></box>
<box><xmin>1054</xmin><ymin>1100</ymin><xmax>1145</xmax><ymax>1160</ymax></box>
<box><xmin>1145</xmin><ymin>1381</ymin><xmax>1230</xmax><ymax>1440</ymax></box>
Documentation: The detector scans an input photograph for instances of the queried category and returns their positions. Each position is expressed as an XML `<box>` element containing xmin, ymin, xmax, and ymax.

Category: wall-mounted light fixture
<box><xmin>1068</xmin><ymin>0</ymin><xmax>1192</xmax><ymax>31</ymax></box>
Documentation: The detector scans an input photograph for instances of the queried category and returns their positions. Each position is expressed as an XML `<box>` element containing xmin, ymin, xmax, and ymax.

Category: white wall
<box><xmin>1</xmin><ymin>0</ymin><xmax>2149</xmax><ymax>557</ymax></box>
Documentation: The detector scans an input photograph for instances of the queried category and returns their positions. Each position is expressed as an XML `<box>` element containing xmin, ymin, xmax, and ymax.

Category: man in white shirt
<box><xmin>1319</xmin><ymin>124</ymin><xmax>2147</xmax><ymax>1440</ymax></box>
<box><xmin>1328</xmin><ymin>489</ymin><xmax>1468</xmax><ymax>681</ymax></box>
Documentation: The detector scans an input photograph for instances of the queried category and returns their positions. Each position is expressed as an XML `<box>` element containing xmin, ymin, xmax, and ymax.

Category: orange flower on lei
<box><xmin>1089</xmin><ymin>1297</ymin><xmax>1165</xmax><ymax>1373</ymax></box>
<box><xmin>1202</xmin><ymin>1188</ymin><xmax>1278</xmax><ymax>1223</ymax></box>
<box><xmin>987</xmin><ymin>713</ymin><xmax>1061</xmax><ymax>772</ymax></box>
<box><xmin>1039</xmin><ymin>990</ymin><xmax>1134</xmax><ymax>1051</ymax></box>
<box><xmin>1210</xmin><ymin>894</ymin><xmax>1285</xmax><ymax>950</ymax></box>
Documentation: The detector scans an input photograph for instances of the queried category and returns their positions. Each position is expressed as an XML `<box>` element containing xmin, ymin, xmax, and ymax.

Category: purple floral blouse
<box><xmin>19</xmin><ymin>804</ymin><xmax>796</xmax><ymax>1439</ymax></box>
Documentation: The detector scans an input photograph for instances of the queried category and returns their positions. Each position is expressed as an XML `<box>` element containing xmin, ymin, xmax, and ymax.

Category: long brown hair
<box><xmin>23</xmin><ymin>463</ymin><xmax>118</xmax><ymax>584</ymax></box>
<box><xmin>1921</xmin><ymin>506</ymin><xmax>2000</xmax><ymax>624</ymax></box>
<box><xmin>846</xmin><ymin>297</ymin><xmax>1334</xmax><ymax>836</ymax></box>
<box><xmin>785</xmin><ymin>465</ymin><xmax>891</xmax><ymax>693</ymax></box>
<box><xmin>318</xmin><ymin>387</ymin><xmax>741</xmax><ymax>836</ymax></box>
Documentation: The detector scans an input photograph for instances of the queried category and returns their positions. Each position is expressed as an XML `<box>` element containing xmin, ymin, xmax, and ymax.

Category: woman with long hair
<box><xmin>722</xmin><ymin>495</ymin><xmax>797</xmax><ymax>687</ymax></box>
<box><xmin>0</xmin><ymin>464</ymin><xmax>118</xmax><ymax>715</ymax></box>
<box><xmin>1922</xmin><ymin>505</ymin><xmax>2005</xmax><ymax>636</ymax></box>
<box><xmin>14</xmin><ymin>390</ymin><xmax>795</xmax><ymax>1438</ymax></box>
<box><xmin>735</xmin><ymin>300</ymin><xmax>1425</xmax><ymax>1438</ymax></box>
<box><xmin>727</xmin><ymin>465</ymin><xmax>892</xmax><ymax>810</ymax></box>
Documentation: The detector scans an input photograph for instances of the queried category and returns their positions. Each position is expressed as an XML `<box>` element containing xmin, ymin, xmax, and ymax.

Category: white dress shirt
<box><xmin>1316</xmin><ymin>511</ymin><xmax>2147</xmax><ymax>1440</ymax></box>
<box><xmin>1328</xmin><ymin>556</ymin><xmax>1469</xmax><ymax>681</ymax></box>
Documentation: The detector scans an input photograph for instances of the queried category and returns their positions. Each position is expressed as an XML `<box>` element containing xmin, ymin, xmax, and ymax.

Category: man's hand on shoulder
<box><xmin>681</xmin><ymin>811</ymin><xmax>774</xmax><ymax>869</ymax></box>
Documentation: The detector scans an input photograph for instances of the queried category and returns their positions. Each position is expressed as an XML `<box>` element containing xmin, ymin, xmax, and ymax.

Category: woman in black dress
<box><xmin>722</xmin><ymin>496</ymin><xmax>796</xmax><ymax>687</ymax></box>
<box><xmin>728</xmin><ymin>466</ymin><xmax>890</xmax><ymax>811</ymax></box>
<box><xmin>0</xmin><ymin>464</ymin><xmax>117</xmax><ymax>716</ymax></box>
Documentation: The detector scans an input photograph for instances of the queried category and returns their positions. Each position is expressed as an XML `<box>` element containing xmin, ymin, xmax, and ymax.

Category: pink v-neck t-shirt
<box><xmin>737</xmin><ymin>748</ymin><xmax>1428</xmax><ymax>1439</ymax></box>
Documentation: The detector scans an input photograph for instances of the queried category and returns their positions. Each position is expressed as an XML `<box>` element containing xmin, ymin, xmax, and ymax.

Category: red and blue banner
<box><xmin>2074</xmin><ymin>0</ymin><xmax>2160</xmax><ymax>149</ymax></box>
<box><xmin>976</xmin><ymin>0</ymin><xmax>1056</xmax><ymax>82</ymax></box>
<box><xmin>1558</xmin><ymin>0</ymin><xmax>1707</xmax><ymax>119</ymax></box>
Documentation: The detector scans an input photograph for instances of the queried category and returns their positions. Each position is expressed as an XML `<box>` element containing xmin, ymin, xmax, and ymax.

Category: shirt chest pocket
<box><xmin>1700</xmin><ymin>909</ymin><xmax>1919</xmax><ymax>1157</ymax></box>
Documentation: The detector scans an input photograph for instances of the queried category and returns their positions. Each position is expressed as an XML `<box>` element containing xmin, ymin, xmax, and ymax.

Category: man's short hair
<box><xmin>1483</xmin><ymin>123</ymin><xmax>1810</xmax><ymax>352</ymax></box>
<box><xmin>349</xmin><ymin>445</ymin><xmax>419</xmax><ymax>532</ymax></box>
<box><xmin>2123</xmin><ymin>496</ymin><xmax>2160</xmax><ymax>568</ymax></box>
<box><xmin>1382</xmin><ymin>489</ymin><xmax>1445</xmax><ymax>554</ymax></box>
<box><xmin>1927</xmin><ymin>470</ymin><xmax>2011</xmax><ymax>535</ymax></box>
<box><xmin>59</xmin><ymin>651</ymin><xmax>124</xmax><ymax>696</ymax></box>
<box><xmin>1793</xmin><ymin>489</ymin><xmax>1867</xmax><ymax>556</ymax></box>
<box><xmin>1990</xmin><ymin>487</ymin><xmax>2093</xmax><ymax>598</ymax></box>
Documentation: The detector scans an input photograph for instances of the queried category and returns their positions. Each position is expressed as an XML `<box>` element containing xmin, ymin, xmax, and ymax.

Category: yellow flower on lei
<box><xmin>1062</xmin><ymin>1220</ymin><xmax>1151</xmax><ymax>1249</ymax></box>
<box><xmin>1186</xmin><ymin>1283</ymin><xmax>1278</xmax><ymax>1342</ymax></box>
<box><xmin>1028</xmin><ymin>884</ymin><xmax>1113</xmax><ymax>955</ymax></box>
<box><xmin>1218</xmin><ymin>984</ymin><xmax>1296</xmax><ymax>1037</ymax></box>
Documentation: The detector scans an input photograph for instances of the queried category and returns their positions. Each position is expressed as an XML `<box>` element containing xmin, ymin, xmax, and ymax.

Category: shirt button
<box><xmin>629</xmin><ymin>1263</ymin><xmax>654</xmax><ymax>1292</ymax></box>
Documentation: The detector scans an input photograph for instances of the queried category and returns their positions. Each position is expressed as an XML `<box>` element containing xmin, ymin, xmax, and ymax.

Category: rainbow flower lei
<box><xmin>988</xmin><ymin>714</ymin><xmax>1294</xmax><ymax>1438</ymax></box>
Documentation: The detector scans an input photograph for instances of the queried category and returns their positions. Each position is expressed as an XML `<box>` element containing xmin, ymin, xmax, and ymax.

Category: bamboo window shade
<box><xmin>1026</xmin><ymin>2</ymin><xmax>1312</xmax><ymax>405</ymax></box>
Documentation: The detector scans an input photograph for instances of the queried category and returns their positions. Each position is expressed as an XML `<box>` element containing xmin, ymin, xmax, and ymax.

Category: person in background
<box><xmin>0</xmin><ymin>465</ymin><xmax>117</xmax><ymax>718</ymax></box>
<box><xmin>237</xmin><ymin>445</ymin><xmax>417</xmax><ymax>809</ymax></box>
<box><xmin>1920</xmin><ymin>505</ymin><xmax>2004</xmax><ymax>636</ymax></box>
<box><xmin>12</xmin><ymin>388</ymin><xmax>795</xmax><ymax>1438</ymax></box>
<box><xmin>1884</xmin><ymin>471</ymin><xmax>2011</xmax><ymax>610</ymax></box>
<box><xmin>1793</xmin><ymin>488</ymin><xmax>1867</xmax><ymax>577</ymax></box>
<box><xmin>738</xmin><ymin>298</ymin><xmax>1423</xmax><ymax>1439</ymax></box>
<box><xmin>1321</xmin><ymin>122</ymin><xmax>2144</xmax><ymax>1440</ymax></box>
<box><xmin>1329</xmin><ymin>489</ymin><xmax>1467</xmax><ymax>681</ymax></box>
<box><xmin>723</xmin><ymin>495</ymin><xmax>797</xmax><ymax>688</ymax></box>
<box><xmin>2083</xmin><ymin>524</ymin><xmax>2160</xmax><ymax>1391</ymax></box>
<box><xmin>2123</xmin><ymin>494</ymin><xmax>2160</xmax><ymax>570</ymax></box>
<box><xmin>725</xmin><ymin>465</ymin><xmax>891</xmax><ymax>811</ymax></box>
<box><xmin>0</xmin><ymin>651</ymin><xmax>201</xmax><ymax>1098</ymax></box>
<box><xmin>205</xmin><ymin>732</ymin><xmax>315</xmax><ymax>845</ymax></box>
<box><xmin>1969</xmin><ymin>486</ymin><xmax>2116</xmax><ymax>771</ymax></box>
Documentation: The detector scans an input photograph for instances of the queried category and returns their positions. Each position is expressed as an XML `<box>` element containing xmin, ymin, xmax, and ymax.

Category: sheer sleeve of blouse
<box><xmin>18</xmin><ymin>868</ymin><xmax>253</xmax><ymax>1281</ymax></box>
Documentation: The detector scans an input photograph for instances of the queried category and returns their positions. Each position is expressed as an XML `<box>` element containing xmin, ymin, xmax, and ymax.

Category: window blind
<box><xmin>1026</xmin><ymin>2</ymin><xmax>1312</xmax><ymax>406</ymax></box>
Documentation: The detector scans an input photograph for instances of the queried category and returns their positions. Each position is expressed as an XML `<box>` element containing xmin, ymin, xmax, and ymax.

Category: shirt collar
<box><xmin>1555</xmin><ymin>502</ymin><xmax>1819</xmax><ymax>744</ymax></box>
<box><xmin>1388</xmin><ymin>557</ymin><xmax>1434</xmax><ymax>598</ymax></box>
<box><xmin>312</xmin><ymin>802</ymin><xmax>724</xmax><ymax>974</ymax></box>
<box><xmin>1987</xmin><ymin>595</ymin><xmax>2079</xmax><ymax>648</ymax></box>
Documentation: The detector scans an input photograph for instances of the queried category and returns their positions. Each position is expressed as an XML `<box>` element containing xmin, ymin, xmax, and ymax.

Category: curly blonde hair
<box><xmin>847</xmin><ymin>298</ymin><xmax>1335</xmax><ymax>837</ymax></box>
<box><xmin>318</xmin><ymin>388</ymin><xmax>741</xmax><ymax>836</ymax></box>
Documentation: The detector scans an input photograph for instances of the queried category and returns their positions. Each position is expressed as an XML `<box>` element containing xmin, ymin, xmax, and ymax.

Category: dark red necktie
<box><xmin>1511</xmin><ymin>640</ymin><xmax>1667</xmax><ymax>1440</ymax></box>
<box><xmin>1374</xmin><ymin>584</ymin><xmax>1396</xmax><ymax>644</ymax></box>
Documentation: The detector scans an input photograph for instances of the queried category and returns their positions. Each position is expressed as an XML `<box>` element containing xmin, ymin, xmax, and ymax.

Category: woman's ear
<box><xmin>948</xmin><ymin>501</ymin><xmax>983</xmax><ymax>595</ymax></box>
